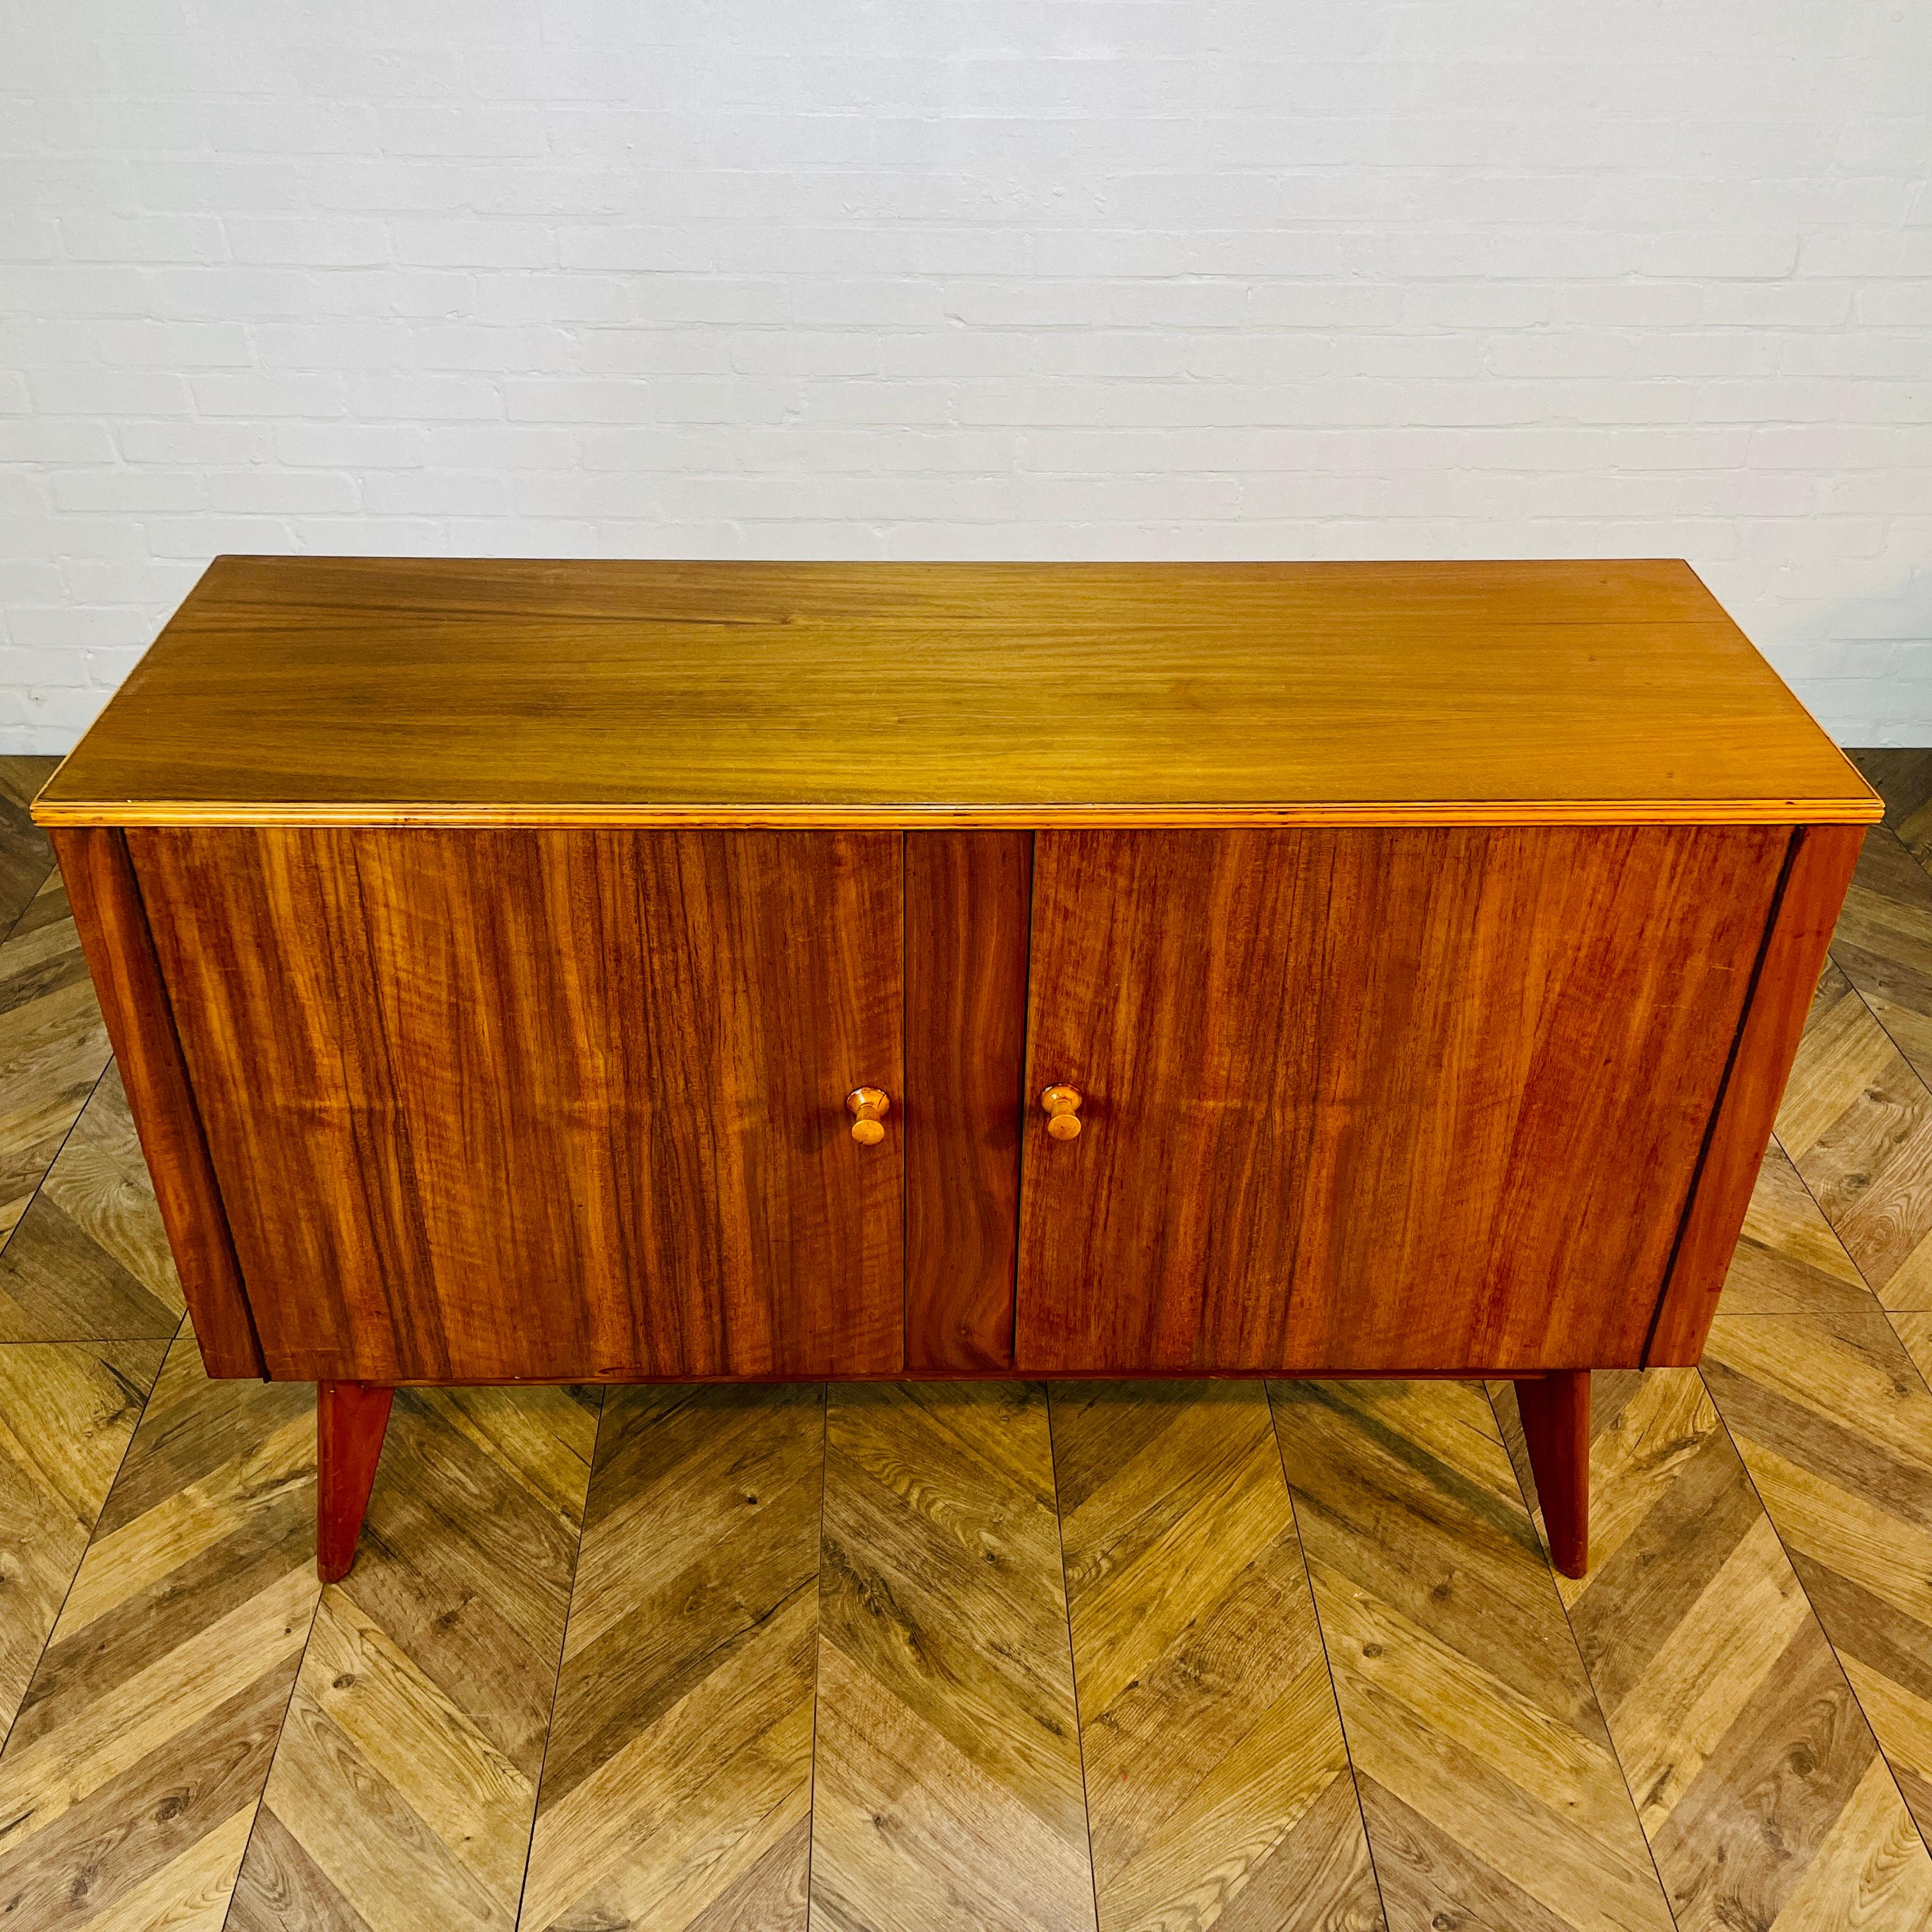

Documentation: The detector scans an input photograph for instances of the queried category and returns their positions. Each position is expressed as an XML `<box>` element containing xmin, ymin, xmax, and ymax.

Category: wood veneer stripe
<box><xmin>48</xmin><ymin>829</ymin><xmax>264</xmax><ymax>1379</ymax></box>
<box><xmin>1643</xmin><ymin>825</ymin><xmax>1807</xmax><ymax>1368</ymax></box>
<box><xmin>903</xmin><ymin>831</ymin><xmax>1031</xmax><ymax>1372</ymax></box>
<box><xmin>1646</xmin><ymin>822</ymin><xmax>1867</xmax><ymax>1365</ymax></box>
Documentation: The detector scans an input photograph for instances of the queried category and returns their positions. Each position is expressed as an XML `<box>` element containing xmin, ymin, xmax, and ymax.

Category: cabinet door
<box><xmin>131</xmin><ymin>827</ymin><xmax>903</xmax><ymax>1383</ymax></box>
<box><xmin>1015</xmin><ymin>825</ymin><xmax>1790</xmax><ymax>1375</ymax></box>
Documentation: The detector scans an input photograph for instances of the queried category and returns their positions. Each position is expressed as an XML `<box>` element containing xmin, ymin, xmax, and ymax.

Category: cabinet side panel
<box><xmin>1645</xmin><ymin>823</ymin><xmax>1865</xmax><ymax>1364</ymax></box>
<box><xmin>128</xmin><ymin>827</ymin><xmax>904</xmax><ymax>1383</ymax></box>
<box><xmin>48</xmin><ymin>827</ymin><xmax>263</xmax><ymax>1377</ymax></box>
<box><xmin>1017</xmin><ymin>825</ymin><xmax>1791</xmax><ymax>1376</ymax></box>
<box><xmin>904</xmin><ymin>831</ymin><xmax>1030</xmax><ymax>1370</ymax></box>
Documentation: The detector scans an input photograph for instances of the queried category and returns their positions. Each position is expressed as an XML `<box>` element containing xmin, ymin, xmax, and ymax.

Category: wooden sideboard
<box><xmin>33</xmin><ymin>557</ymin><xmax>1879</xmax><ymax>1581</ymax></box>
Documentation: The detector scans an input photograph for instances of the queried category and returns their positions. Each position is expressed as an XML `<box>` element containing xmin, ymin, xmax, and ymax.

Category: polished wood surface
<box><xmin>1515</xmin><ymin>1367</ymin><xmax>1590</xmax><ymax>1577</ymax></box>
<box><xmin>1646</xmin><ymin>823</ymin><xmax>1866</xmax><ymax>1363</ymax></box>
<box><xmin>48</xmin><ymin>828</ymin><xmax>262</xmax><ymax>1377</ymax></box>
<box><xmin>845</xmin><ymin>1085</ymin><xmax>890</xmax><ymax>1146</ymax></box>
<box><xmin>128</xmin><ymin>826</ymin><xmax>905</xmax><ymax>1383</ymax></box>
<box><xmin>1017</xmin><ymin>824</ymin><xmax>1791</xmax><ymax>1374</ymax></box>
<box><xmin>902</xmin><ymin>830</ymin><xmax>1029</xmax><ymax>1372</ymax></box>
<box><xmin>314</xmin><ymin>1379</ymin><xmax>393</xmax><ymax>1583</ymax></box>
<box><xmin>34</xmin><ymin>556</ymin><xmax>1878</xmax><ymax>828</ymax></box>
<box><xmin>6</xmin><ymin>751</ymin><xmax>1932</xmax><ymax>1932</ymax></box>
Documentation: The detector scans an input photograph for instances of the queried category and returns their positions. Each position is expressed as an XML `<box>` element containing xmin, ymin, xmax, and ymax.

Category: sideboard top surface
<box><xmin>35</xmin><ymin>555</ymin><xmax>1880</xmax><ymax>828</ymax></box>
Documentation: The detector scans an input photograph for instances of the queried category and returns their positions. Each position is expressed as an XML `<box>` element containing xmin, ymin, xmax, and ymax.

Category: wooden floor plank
<box><xmin>519</xmin><ymin>1383</ymin><xmax>823</xmax><ymax>1932</ymax></box>
<box><xmin>1704</xmin><ymin>1303</ymin><xmax>1932</xmax><ymax>1851</ymax></box>
<box><xmin>1850</xmin><ymin>748</ymin><xmax>1932</xmax><ymax>870</ymax></box>
<box><xmin>1896</xmin><ymin>1310</ymin><xmax>1932</xmax><ymax>1388</ymax></box>
<box><xmin>1776</xmin><ymin>956</ymin><xmax>1932</xmax><ymax>1312</ymax></box>
<box><xmin>0</xmin><ymin>755</ymin><xmax>56</xmax><ymax>948</ymax></box>
<box><xmin>0</xmin><ymin>1063</ymin><xmax>185</xmax><ymax>1342</ymax></box>
<box><xmin>0</xmin><ymin>1323</ymin><xmax>319</xmax><ymax>1932</ymax></box>
<box><xmin>228</xmin><ymin>1383</ymin><xmax>597</xmax><ymax>1932</ymax></box>
<box><xmin>1721</xmin><ymin>1140</ymin><xmax>1874</xmax><ymax>1322</ymax></box>
<box><xmin>1499</xmin><ymin>1363</ymin><xmax>1932</xmax><ymax>1929</ymax></box>
<box><xmin>1050</xmin><ymin>1381</ymin><xmax>1382</xmax><ymax>1932</ymax></box>
<box><xmin>0</xmin><ymin>1338</ymin><xmax>165</xmax><ymax>1744</ymax></box>
<box><xmin>1827</xmin><ymin>824</ymin><xmax>1932</xmax><ymax>1087</ymax></box>
<box><xmin>0</xmin><ymin>870</ymin><xmax>111</xmax><ymax>1254</ymax></box>
<box><xmin>1270</xmin><ymin>1378</ymin><xmax>1671</xmax><ymax>1932</ymax></box>
<box><xmin>811</xmin><ymin>1380</ymin><xmax>1096</xmax><ymax>1932</ymax></box>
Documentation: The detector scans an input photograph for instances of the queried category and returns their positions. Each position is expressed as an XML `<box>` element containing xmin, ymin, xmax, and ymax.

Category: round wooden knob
<box><xmin>847</xmin><ymin>1087</ymin><xmax>890</xmax><ymax>1145</ymax></box>
<box><xmin>1041</xmin><ymin>1085</ymin><xmax>1083</xmax><ymax>1140</ymax></box>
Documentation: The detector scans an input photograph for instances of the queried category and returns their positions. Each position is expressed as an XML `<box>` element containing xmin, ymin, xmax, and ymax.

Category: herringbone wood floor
<box><xmin>5</xmin><ymin>751</ymin><xmax>1932</xmax><ymax>1930</ymax></box>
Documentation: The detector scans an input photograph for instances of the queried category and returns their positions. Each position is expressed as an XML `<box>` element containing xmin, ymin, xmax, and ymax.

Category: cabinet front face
<box><xmin>130</xmin><ymin>827</ymin><xmax>905</xmax><ymax>1383</ymax></box>
<box><xmin>1016</xmin><ymin>825</ymin><xmax>1792</xmax><ymax>1376</ymax></box>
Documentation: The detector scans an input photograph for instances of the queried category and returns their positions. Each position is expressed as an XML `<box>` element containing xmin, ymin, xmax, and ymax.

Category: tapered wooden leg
<box><xmin>316</xmin><ymin>1380</ymin><xmax>394</xmax><ymax>1583</ymax></box>
<box><xmin>1516</xmin><ymin>1368</ymin><xmax>1590</xmax><ymax>1578</ymax></box>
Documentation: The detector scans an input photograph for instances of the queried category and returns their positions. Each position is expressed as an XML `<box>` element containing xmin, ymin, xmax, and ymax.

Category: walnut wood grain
<box><xmin>1644</xmin><ymin>822</ymin><xmax>1867</xmax><ymax>1365</ymax></box>
<box><xmin>34</xmin><ymin>557</ymin><xmax>1876</xmax><ymax>828</ymax></box>
<box><xmin>47</xmin><ymin>827</ymin><xmax>263</xmax><ymax>1379</ymax></box>
<box><xmin>128</xmin><ymin>827</ymin><xmax>905</xmax><ymax>1383</ymax></box>
<box><xmin>903</xmin><ymin>831</ymin><xmax>1030</xmax><ymax>1372</ymax></box>
<box><xmin>1016</xmin><ymin>824</ymin><xmax>1793</xmax><ymax>1376</ymax></box>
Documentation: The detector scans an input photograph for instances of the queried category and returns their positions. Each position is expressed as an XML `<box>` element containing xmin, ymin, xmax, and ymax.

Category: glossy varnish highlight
<box><xmin>34</xmin><ymin>556</ymin><xmax>1878</xmax><ymax>827</ymax></box>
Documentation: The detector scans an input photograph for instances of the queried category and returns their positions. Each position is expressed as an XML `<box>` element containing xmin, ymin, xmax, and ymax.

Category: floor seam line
<box><xmin>1694</xmin><ymin>1356</ymin><xmax>1932</xmax><ymax>1866</ymax></box>
<box><xmin>1263</xmin><ymin>1377</ymin><xmax>1397</xmax><ymax>1932</ymax></box>
<box><xmin>0</xmin><ymin>1051</ymin><xmax>114</xmax><ymax>1270</ymax></box>
<box><xmin>0</xmin><ymin>1307</ymin><xmax>185</xmax><ymax>1761</ymax></box>
<box><xmin>802</xmin><ymin>1379</ymin><xmax>827</xmax><ymax>1932</ymax></box>
<box><xmin>510</xmin><ymin>1383</ymin><xmax>605</xmax><ymax>1932</ymax></box>
<box><xmin>1768</xmin><ymin>962</ymin><xmax>1932</xmax><ymax>1400</ymax></box>
<box><xmin>0</xmin><ymin>850</ymin><xmax>57</xmax><ymax>951</ymax></box>
<box><xmin>1044</xmin><ymin>1380</ymin><xmax>1107</xmax><ymax>1932</ymax></box>
<box><xmin>1479</xmin><ymin>1375</ymin><xmax>1686</xmax><ymax>1932</ymax></box>
<box><xmin>216</xmin><ymin>1366</ymin><xmax>332</xmax><ymax>1929</ymax></box>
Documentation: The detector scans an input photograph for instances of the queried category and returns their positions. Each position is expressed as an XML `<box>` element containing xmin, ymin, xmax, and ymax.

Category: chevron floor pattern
<box><xmin>227</xmin><ymin>1383</ymin><xmax>599</xmax><ymax>1932</ymax></box>
<box><xmin>1054</xmin><ymin>1381</ymin><xmax>1380</xmax><ymax>1932</ymax></box>
<box><xmin>0</xmin><ymin>759</ymin><xmax>57</xmax><ymax>947</ymax></box>
<box><xmin>0</xmin><ymin>1336</ymin><xmax>164</xmax><ymax>1745</ymax></box>
<box><xmin>0</xmin><ymin>865</ymin><xmax>110</xmax><ymax>1254</ymax></box>
<box><xmin>811</xmin><ymin>1379</ymin><xmax>1094</xmax><ymax>1932</ymax></box>
<box><xmin>521</xmin><ymin>1382</ymin><xmax>824</xmax><ymax>1932</ymax></box>
<box><xmin>0</xmin><ymin>1065</ymin><xmax>185</xmax><ymax>1344</ymax></box>
<box><xmin>8</xmin><ymin>753</ymin><xmax>1932</xmax><ymax>1929</ymax></box>
<box><xmin>1279</xmin><ymin>1377</ymin><xmax>1673</xmax><ymax>1932</ymax></box>
<box><xmin>0</xmin><ymin>1323</ymin><xmax>321</xmax><ymax>1931</ymax></box>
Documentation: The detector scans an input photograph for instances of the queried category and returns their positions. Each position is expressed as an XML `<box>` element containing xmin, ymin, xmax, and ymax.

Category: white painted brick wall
<box><xmin>3</xmin><ymin>0</ymin><xmax>1930</xmax><ymax>750</ymax></box>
